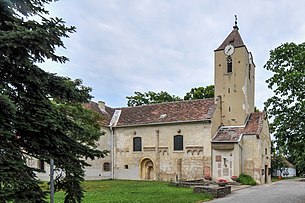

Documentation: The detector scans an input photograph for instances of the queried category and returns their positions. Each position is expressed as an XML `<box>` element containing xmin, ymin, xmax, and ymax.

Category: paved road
<box><xmin>209</xmin><ymin>179</ymin><xmax>305</xmax><ymax>203</ymax></box>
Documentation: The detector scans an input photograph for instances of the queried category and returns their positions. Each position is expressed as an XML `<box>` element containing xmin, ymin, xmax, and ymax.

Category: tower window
<box><xmin>174</xmin><ymin>135</ymin><xmax>183</xmax><ymax>151</ymax></box>
<box><xmin>249</xmin><ymin>64</ymin><xmax>251</xmax><ymax>81</ymax></box>
<box><xmin>227</xmin><ymin>56</ymin><xmax>232</xmax><ymax>73</ymax></box>
<box><xmin>133</xmin><ymin>137</ymin><xmax>142</xmax><ymax>152</ymax></box>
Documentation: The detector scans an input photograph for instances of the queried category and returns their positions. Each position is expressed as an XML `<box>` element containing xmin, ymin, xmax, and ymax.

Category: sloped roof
<box><xmin>86</xmin><ymin>99</ymin><xmax>216</xmax><ymax>127</ymax></box>
<box><xmin>215</xmin><ymin>26</ymin><xmax>245</xmax><ymax>51</ymax></box>
<box><xmin>212</xmin><ymin>112</ymin><xmax>265</xmax><ymax>142</ymax></box>
<box><xmin>84</xmin><ymin>102</ymin><xmax>114</xmax><ymax>126</ymax></box>
<box><xmin>115</xmin><ymin>99</ymin><xmax>216</xmax><ymax>127</ymax></box>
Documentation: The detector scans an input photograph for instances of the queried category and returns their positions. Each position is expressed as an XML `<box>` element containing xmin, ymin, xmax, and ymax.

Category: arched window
<box><xmin>103</xmin><ymin>162</ymin><xmax>111</xmax><ymax>171</ymax></box>
<box><xmin>174</xmin><ymin>135</ymin><xmax>183</xmax><ymax>151</ymax></box>
<box><xmin>133</xmin><ymin>137</ymin><xmax>142</xmax><ymax>152</ymax></box>
<box><xmin>227</xmin><ymin>56</ymin><xmax>232</xmax><ymax>73</ymax></box>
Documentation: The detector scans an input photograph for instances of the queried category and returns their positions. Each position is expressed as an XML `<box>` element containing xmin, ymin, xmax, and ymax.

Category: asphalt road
<box><xmin>209</xmin><ymin>178</ymin><xmax>305</xmax><ymax>203</ymax></box>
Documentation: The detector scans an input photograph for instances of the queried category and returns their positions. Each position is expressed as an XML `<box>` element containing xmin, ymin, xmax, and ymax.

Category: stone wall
<box><xmin>193</xmin><ymin>185</ymin><xmax>231</xmax><ymax>198</ymax></box>
<box><xmin>113</xmin><ymin>122</ymin><xmax>212</xmax><ymax>181</ymax></box>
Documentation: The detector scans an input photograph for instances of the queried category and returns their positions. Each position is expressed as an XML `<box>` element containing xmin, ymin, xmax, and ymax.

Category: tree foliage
<box><xmin>184</xmin><ymin>85</ymin><xmax>214</xmax><ymax>100</ymax></box>
<box><xmin>0</xmin><ymin>1</ymin><xmax>106</xmax><ymax>202</ymax></box>
<box><xmin>127</xmin><ymin>91</ymin><xmax>182</xmax><ymax>107</ymax></box>
<box><xmin>264</xmin><ymin>42</ymin><xmax>305</xmax><ymax>175</ymax></box>
<box><xmin>126</xmin><ymin>85</ymin><xmax>214</xmax><ymax>107</ymax></box>
<box><xmin>270</xmin><ymin>141</ymin><xmax>289</xmax><ymax>176</ymax></box>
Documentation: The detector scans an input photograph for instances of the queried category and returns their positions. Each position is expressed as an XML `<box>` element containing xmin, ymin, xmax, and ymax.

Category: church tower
<box><xmin>214</xmin><ymin>19</ymin><xmax>255</xmax><ymax>126</ymax></box>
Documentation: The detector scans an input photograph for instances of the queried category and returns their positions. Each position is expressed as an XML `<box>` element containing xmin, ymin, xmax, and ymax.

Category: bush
<box><xmin>237</xmin><ymin>173</ymin><xmax>257</xmax><ymax>185</ymax></box>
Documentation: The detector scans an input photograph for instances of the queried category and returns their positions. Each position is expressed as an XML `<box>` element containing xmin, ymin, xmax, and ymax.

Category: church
<box><xmin>34</xmin><ymin>23</ymin><xmax>272</xmax><ymax>184</ymax></box>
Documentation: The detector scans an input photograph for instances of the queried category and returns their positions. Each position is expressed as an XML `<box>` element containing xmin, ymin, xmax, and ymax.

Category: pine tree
<box><xmin>0</xmin><ymin>1</ymin><xmax>107</xmax><ymax>202</ymax></box>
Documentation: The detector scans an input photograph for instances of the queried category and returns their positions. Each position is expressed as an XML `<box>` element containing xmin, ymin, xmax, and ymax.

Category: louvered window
<box><xmin>227</xmin><ymin>56</ymin><xmax>232</xmax><ymax>73</ymax></box>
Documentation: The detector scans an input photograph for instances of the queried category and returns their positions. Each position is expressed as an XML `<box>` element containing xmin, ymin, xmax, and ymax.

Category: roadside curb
<box><xmin>231</xmin><ymin>185</ymin><xmax>251</xmax><ymax>191</ymax></box>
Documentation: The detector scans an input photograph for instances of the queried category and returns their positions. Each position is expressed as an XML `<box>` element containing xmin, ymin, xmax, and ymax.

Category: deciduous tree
<box><xmin>127</xmin><ymin>91</ymin><xmax>181</xmax><ymax>107</ymax></box>
<box><xmin>184</xmin><ymin>85</ymin><xmax>214</xmax><ymax>100</ymax></box>
<box><xmin>264</xmin><ymin>42</ymin><xmax>305</xmax><ymax>175</ymax></box>
<box><xmin>126</xmin><ymin>85</ymin><xmax>214</xmax><ymax>107</ymax></box>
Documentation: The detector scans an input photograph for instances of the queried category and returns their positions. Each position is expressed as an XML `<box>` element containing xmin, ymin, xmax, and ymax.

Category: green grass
<box><xmin>272</xmin><ymin>176</ymin><xmax>299</xmax><ymax>182</ymax></box>
<box><xmin>50</xmin><ymin>180</ymin><xmax>213</xmax><ymax>203</ymax></box>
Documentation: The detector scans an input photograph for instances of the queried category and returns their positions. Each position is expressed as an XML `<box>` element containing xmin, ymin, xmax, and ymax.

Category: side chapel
<box><xmin>35</xmin><ymin>22</ymin><xmax>272</xmax><ymax>184</ymax></box>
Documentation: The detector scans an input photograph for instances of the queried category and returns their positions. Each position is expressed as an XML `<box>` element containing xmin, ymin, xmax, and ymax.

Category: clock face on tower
<box><xmin>224</xmin><ymin>44</ymin><xmax>235</xmax><ymax>56</ymax></box>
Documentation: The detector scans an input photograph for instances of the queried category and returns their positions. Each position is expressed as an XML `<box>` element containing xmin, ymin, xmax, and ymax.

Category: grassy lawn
<box><xmin>50</xmin><ymin>180</ymin><xmax>213</xmax><ymax>203</ymax></box>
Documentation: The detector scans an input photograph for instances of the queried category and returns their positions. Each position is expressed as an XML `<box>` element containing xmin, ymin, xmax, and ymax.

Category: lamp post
<box><xmin>50</xmin><ymin>158</ymin><xmax>54</xmax><ymax>203</ymax></box>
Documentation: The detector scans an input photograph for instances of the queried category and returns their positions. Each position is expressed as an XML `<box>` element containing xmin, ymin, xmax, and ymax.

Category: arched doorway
<box><xmin>140</xmin><ymin>158</ymin><xmax>154</xmax><ymax>180</ymax></box>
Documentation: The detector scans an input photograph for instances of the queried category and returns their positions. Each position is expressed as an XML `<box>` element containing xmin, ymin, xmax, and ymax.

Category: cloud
<box><xmin>43</xmin><ymin>0</ymin><xmax>305</xmax><ymax>108</ymax></box>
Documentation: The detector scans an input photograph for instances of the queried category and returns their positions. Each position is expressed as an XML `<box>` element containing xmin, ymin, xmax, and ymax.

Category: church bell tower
<box><xmin>214</xmin><ymin>18</ymin><xmax>255</xmax><ymax>126</ymax></box>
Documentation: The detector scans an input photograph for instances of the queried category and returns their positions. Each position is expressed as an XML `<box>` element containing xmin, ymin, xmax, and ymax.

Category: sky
<box><xmin>41</xmin><ymin>0</ymin><xmax>305</xmax><ymax>109</ymax></box>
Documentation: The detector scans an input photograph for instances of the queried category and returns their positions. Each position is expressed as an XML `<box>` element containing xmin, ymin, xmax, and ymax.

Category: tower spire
<box><xmin>233</xmin><ymin>15</ymin><xmax>239</xmax><ymax>30</ymax></box>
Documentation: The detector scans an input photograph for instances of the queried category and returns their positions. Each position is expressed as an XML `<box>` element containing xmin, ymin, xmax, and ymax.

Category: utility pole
<box><xmin>50</xmin><ymin>159</ymin><xmax>54</xmax><ymax>203</ymax></box>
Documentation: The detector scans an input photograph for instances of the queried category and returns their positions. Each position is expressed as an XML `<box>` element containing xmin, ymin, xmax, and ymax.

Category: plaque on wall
<box><xmin>216</xmin><ymin>155</ymin><xmax>222</xmax><ymax>162</ymax></box>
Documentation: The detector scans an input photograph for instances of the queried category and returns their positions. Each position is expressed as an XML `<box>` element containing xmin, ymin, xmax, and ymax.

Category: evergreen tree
<box><xmin>0</xmin><ymin>1</ymin><xmax>107</xmax><ymax>202</ymax></box>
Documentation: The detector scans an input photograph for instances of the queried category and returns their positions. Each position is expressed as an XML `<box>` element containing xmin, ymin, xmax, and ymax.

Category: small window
<box><xmin>37</xmin><ymin>160</ymin><xmax>45</xmax><ymax>171</ymax></box>
<box><xmin>125</xmin><ymin>165</ymin><xmax>129</xmax><ymax>169</ymax></box>
<box><xmin>174</xmin><ymin>135</ymin><xmax>183</xmax><ymax>151</ymax></box>
<box><xmin>249</xmin><ymin>65</ymin><xmax>251</xmax><ymax>80</ymax></box>
<box><xmin>227</xmin><ymin>56</ymin><xmax>232</xmax><ymax>73</ymax></box>
<box><xmin>103</xmin><ymin>162</ymin><xmax>111</xmax><ymax>171</ymax></box>
<box><xmin>265</xmin><ymin>148</ymin><xmax>267</xmax><ymax>155</ymax></box>
<box><xmin>133</xmin><ymin>137</ymin><xmax>142</xmax><ymax>152</ymax></box>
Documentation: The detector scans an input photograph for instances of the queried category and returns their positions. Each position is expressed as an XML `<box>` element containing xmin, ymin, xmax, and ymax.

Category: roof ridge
<box><xmin>114</xmin><ymin>98</ymin><xmax>215</xmax><ymax>109</ymax></box>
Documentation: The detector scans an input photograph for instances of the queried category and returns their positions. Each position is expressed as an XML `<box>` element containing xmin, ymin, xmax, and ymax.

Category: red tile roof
<box><xmin>86</xmin><ymin>99</ymin><xmax>216</xmax><ymax>127</ymax></box>
<box><xmin>212</xmin><ymin>112</ymin><xmax>265</xmax><ymax>142</ymax></box>
<box><xmin>84</xmin><ymin>102</ymin><xmax>114</xmax><ymax>126</ymax></box>
<box><xmin>114</xmin><ymin>99</ymin><xmax>216</xmax><ymax>127</ymax></box>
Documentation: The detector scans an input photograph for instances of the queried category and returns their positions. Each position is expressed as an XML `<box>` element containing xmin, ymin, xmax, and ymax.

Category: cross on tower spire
<box><xmin>233</xmin><ymin>15</ymin><xmax>239</xmax><ymax>30</ymax></box>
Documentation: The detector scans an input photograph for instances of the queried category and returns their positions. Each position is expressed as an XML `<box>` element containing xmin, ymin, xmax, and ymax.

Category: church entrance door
<box><xmin>140</xmin><ymin>158</ymin><xmax>154</xmax><ymax>180</ymax></box>
<box><xmin>214</xmin><ymin>150</ymin><xmax>233</xmax><ymax>180</ymax></box>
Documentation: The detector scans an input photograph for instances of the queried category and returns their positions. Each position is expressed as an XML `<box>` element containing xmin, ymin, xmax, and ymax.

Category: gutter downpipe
<box><xmin>239</xmin><ymin>142</ymin><xmax>243</xmax><ymax>173</ymax></box>
<box><xmin>110</xmin><ymin>126</ymin><xmax>114</xmax><ymax>179</ymax></box>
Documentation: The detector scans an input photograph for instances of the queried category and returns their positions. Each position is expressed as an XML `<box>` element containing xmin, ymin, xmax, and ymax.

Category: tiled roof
<box><xmin>212</xmin><ymin>112</ymin><xmax>265</xmax><ymax>142</ymax></box>
<box><xmin>215</xmin><ymin>27</ymin><xmax>245</xmax><ymax>51</ymax></box>
<box><xmin>84</xmin><ymin>102</ymin><xmax>114</xmax><ymax>126</ymax></box>
<box><xmin>114</xmin><ymin>99</ymin><xmax>216</xmax><ymax>127</ymax></box>
<box><xmin>211</xmin><ymin>126</ymin><xmax>244</xmax><ymax>142</ymax></box>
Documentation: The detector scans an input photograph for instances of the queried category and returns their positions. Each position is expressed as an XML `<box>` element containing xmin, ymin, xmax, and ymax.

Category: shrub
<box><xmin>237</xmin><ymin>173</ymin><xmax>257</xmax><ymax>185</ymax></box>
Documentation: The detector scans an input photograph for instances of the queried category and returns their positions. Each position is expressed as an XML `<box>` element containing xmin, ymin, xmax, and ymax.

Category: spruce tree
<box><xmin>0</xmin><ymin>1</ymin><xmax>106</xmax><ymax>202</ymax></box>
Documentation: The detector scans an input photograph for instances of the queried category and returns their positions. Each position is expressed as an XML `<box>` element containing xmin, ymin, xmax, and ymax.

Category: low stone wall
<box><xmin>169</xmin><ymin>181</ymin><xmax>210</xmax><ymax>187</ymax></box>
<box><xmin>193</xmin><ymin>185</ymin><xmax>231</xmax><ymax>198</ymax></box>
